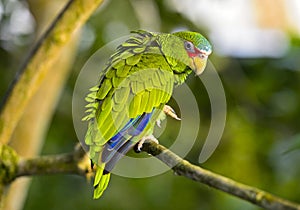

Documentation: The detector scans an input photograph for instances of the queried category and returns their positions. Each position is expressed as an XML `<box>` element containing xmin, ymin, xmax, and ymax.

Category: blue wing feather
<box><xmin>101</xmin><ymin>109</ymin><xmax>154</xmax><ymax>168</ymax></box>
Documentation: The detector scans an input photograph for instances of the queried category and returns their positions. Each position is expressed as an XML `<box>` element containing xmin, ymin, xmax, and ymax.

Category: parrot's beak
<box><xmin>191</xmin><ymin>53</ymin><xmax>209</xmax><ymax>75</ymax></box>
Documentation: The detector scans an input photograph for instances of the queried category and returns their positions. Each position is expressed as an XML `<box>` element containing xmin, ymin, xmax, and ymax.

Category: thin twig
<box><xmin>141</xmin><ymin>141</ymin><xmax>300</xmax><ymax>210</ymax></box>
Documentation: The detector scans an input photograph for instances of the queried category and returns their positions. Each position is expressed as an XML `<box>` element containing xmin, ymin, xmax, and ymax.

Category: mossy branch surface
<box><xmin>16</xmin><ymin>146</ymin><xmax>88</xmax><ymax>178</ymax></box>
<box><xmin>0</xmin><ymin>144</ymin><xmax>90</xmax><ymax>180</ymax></box>
<box><xmin>0</xmin><ymin>144</ymin><xmax>91</xmax><ymax>208</ymax></box>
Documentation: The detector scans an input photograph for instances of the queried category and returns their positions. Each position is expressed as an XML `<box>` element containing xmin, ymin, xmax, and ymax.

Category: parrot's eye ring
<box><xmin>184</xmin><ymin>41</ymin><xmax>195</xmax><ymax>53</ymax></box>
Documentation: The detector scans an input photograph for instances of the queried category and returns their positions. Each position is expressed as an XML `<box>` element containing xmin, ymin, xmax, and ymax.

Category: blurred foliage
<box><xmin>0</xmin><ymin>0</ymin><xmax>300</xmax><ymax>209</ymax></box>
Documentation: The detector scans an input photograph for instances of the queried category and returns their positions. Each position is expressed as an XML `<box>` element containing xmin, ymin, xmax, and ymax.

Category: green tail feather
<box><xmin>93</xmin><ymin>164</ymin><xmax>111</xmax><ymax>199</ymax></box>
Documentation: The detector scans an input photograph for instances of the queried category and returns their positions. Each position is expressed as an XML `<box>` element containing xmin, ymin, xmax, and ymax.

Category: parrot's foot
<box><xmin>156</xmin><ymin>119</ymin><xmax>162</xmax><ymax>127</ymax></box>
<box><xmin>156</xmin><ymin>105</ymin><xmax>181</xmax><ymax>127</ymax></box>
<box><xmin>136</xmin><ymin>134</ymin><xmax>159</xmax><ymax>152</ymax></box>
<box><xmin>163</xmin><ymin>105</ymin><xmax>181</xmax><ymax>120</ymax></box>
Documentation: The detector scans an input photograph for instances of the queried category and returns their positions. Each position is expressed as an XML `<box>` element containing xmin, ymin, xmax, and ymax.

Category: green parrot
<box><xmin>83</xmin><ymin>30</ymin><xmax>212</xmax><ymax>199</ymax></box>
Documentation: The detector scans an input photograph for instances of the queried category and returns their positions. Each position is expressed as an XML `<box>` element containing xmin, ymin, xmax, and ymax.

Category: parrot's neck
<box><xmin>173</xmin><ymin>68</ymin><xmax>192</xmax><ymax>86</ymax></box>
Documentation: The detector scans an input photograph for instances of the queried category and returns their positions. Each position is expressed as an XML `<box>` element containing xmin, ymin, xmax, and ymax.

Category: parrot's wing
<box><xmin>83</xmin><ymin>31</ymin><xmax>174</xmax><ymax>170</ymax></box>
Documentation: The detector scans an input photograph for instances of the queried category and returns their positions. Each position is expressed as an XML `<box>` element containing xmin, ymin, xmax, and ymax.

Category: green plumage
<box><xmin>83</xmin><ymin>30</ymin><xmax>212</xmax><ymax>199</ymax></box>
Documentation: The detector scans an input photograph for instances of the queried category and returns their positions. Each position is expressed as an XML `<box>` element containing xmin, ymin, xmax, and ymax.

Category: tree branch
<box><xmin>0</xmin><ymin>0</ymin><xmax>105</xmax><ymax>145</ymax></box>
<box><xmin>0</xmin><ymin>144</ymin><xmax>90</xmax><ymax>208</ymax></box>
<box><xmin>16</xmin><ymin>145</ymin><xmax>88</xmax><ymax>178</ymax></box>
<box><xmin>1</xmin><ymin>142</ymin><xmax>299</xmax><ymax>210</ymax></box>
<box><xmin>140</xmin><ymin>141</ymin><xmax>300</xmax><ymax>210</ymax></box>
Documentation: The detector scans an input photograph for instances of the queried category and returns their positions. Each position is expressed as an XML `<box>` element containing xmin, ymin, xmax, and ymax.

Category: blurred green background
<box><xmin>1</xmin><ymin>0</ymin><xmax>300</xmax><ymax>209</ymax></box>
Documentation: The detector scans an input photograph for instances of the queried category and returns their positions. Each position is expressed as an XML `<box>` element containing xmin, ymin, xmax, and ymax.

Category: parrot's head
<box><xmin>172</xmin><ymin>31</ymin><xmax>212</xmax><ymax>75</ymax></box>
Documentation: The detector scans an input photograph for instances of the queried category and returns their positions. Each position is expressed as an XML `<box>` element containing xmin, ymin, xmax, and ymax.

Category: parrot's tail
<box><xmin>93</xmin><ymin>164</ymin><xmax>111</xmax><ymax>199</ymax></box>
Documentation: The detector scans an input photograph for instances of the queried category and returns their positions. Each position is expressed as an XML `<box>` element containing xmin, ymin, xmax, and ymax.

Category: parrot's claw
<box><xmin>156</xmin><ymin>119</ymin><xmax>162</xmax><ymax>127</ymax></box>
<box><xmin>163</xmin><ymin>105</ymin><xmax>181</xmax><ymax>120</ymax></box>
<box><xmin>136</xmin><ymin>134</ymin><xmax>159</xmax><ymax>152</ymax></box>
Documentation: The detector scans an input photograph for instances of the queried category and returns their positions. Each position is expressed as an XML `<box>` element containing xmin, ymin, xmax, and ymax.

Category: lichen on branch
<box><xmin>0</xmin><ymin>144</ymin><xmax>19</xmax><ymax>185</ymax></box>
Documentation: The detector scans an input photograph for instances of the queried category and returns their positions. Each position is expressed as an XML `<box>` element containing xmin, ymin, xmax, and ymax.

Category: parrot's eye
<box><xmin>184</xmin><ymin>41</ymin><xmax>195</xmax><ymax>53</ymax></box>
